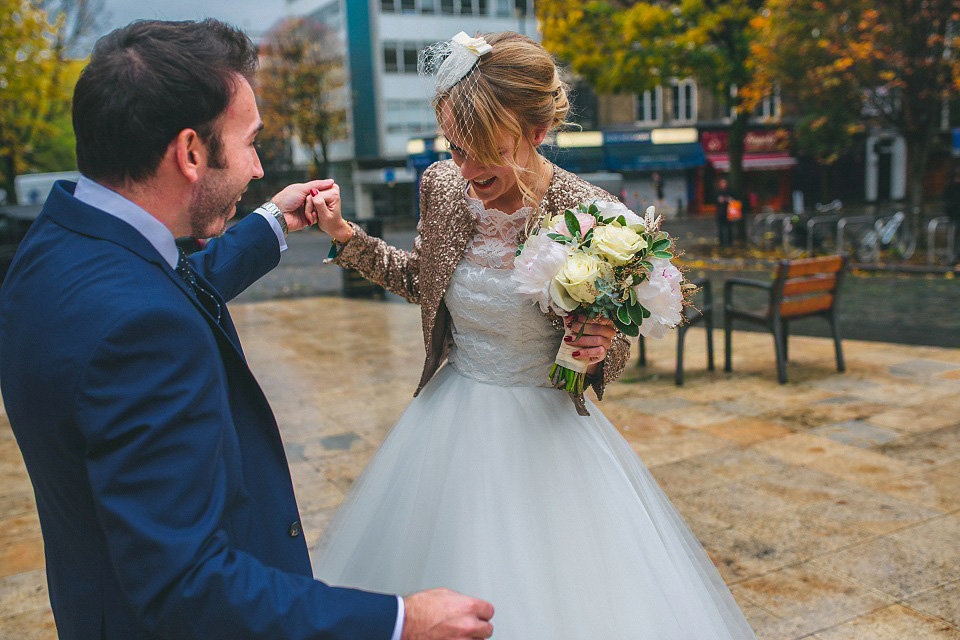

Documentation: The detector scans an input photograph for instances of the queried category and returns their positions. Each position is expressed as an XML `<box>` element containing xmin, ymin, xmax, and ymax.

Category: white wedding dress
<box><xmin>312</xmin><ymin>198</ymin><xmax>756</xmax><ymax>639</ymax></box>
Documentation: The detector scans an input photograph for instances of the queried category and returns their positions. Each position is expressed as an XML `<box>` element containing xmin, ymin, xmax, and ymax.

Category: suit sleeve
<box><xmin>76</xmin><ymin>303</ymin><xmax>397</xmax><ymax>639</ymax></box>
<box><xmin>187</xmin><ymin>214</ymin><xmax>281</xmax><ymax>303</ymax></box>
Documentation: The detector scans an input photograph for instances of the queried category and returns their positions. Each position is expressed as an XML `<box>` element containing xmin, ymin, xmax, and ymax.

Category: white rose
<box><xmin>549</xmin><ymin>252</ymin><xmax>605</xmax><ymax>312</ymax></box>
<box><xmin>512</xmin><ymin>232</ymin><xmax>572</xmax><ymax>313</ymax></box>
<box><xmin>633</xmin><ymin>258</ymin><xmax>684</xmax><ymax>338</ymax></box>
<box><xmin>590</xmin><ymin>225</ymin><xmax>647</xmax><ymax>266</ymax></box>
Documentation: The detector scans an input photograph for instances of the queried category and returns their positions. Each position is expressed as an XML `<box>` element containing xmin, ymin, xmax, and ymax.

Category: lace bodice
<box><xmin>446</xmin><ymin>195</ymin><xmax>562</xmax><ymax>387</ymax></box>
<box><xmin>461</xmin><ymin>193</ymin><xmax>532</xmax><ymax>269</ymax></box>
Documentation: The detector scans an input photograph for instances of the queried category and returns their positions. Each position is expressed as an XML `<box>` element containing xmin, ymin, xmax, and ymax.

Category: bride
<box><xmin>308</xmin><ymin>31</ymin><xmax>756</xmax><ymax>639</ymax></box>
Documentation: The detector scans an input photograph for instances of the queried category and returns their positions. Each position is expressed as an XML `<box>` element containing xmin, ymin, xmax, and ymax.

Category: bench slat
<box><xmin>779</xmin><ymin>294</ymin><xmax>834</xmax><ymax>317</ymax></box>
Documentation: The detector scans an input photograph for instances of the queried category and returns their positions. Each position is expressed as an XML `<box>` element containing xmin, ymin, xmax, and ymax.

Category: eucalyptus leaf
<box><xmin>627</xmin><ymin>302</ymin><xmax>645</xmax><ymax>326</ymax></box>
<box><xmin>614</xmin><ymin>317</ymin><xmax>640</xmax><ymax>337</ymax></box>
<box><xmin>564</xmin><ymin>210</ymin><xmax>581</xmax><ymax>238</ymax></box>
<box><xmin>653</xmin><ymin>250</ymin><xmax>674</xmax><ymax>259</ymax></box>
<box><xmin>652</xmin><ymin>238</ymin><xmax>671</xmax><ymax>252</ymax></box>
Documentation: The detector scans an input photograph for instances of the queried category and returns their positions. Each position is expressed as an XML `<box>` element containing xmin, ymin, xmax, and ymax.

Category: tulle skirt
<box><xmin>312</xmin><ymin>365</ymin><xmax>755</xmax><ymax>639</ymax></box>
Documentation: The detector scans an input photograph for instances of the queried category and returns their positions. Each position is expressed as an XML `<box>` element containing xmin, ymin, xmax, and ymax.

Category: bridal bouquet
<box><xmin>512</xmin><ymin>201</ymin><xmax>686</xmax><ymax>394</ymax></box>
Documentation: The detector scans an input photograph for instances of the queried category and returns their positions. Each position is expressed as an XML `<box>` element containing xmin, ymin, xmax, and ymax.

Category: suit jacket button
<box><xmin>288</xmin><ymin>521</ymin><xmax>302</xmax><ymax>538</ymax></box>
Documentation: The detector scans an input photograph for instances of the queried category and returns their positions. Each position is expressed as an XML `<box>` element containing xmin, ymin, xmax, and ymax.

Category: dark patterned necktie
<box><xmin>176</xmin><ymin>249</ymin><xmax>222</xmax><ymax>323</ymax></box>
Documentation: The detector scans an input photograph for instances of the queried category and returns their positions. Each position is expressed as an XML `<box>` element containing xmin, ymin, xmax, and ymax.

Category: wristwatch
<box><xmin>258</xmin><ymin>201</ymin><xmax>287</xmax><ymax>237</ymax></box>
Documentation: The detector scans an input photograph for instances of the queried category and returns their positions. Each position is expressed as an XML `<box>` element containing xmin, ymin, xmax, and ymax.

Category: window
<box><xmin>460</xmin><ymin>0</ymin><xmax>473</xmax><ymax>14</ymax></box>
<box><xmin>381</xmin><ymin>0</ymin><xmax>395</xmax><ymax>11</ymax></box>
<box><xmin>635</xmin><ymin>87</ymin><xmax>662</xmax><ymax>125</ymax></box>
<box><xmin>477</xmin><ymin>0</ymin><xmax>487</xmax><ymax>14</ymax></box>
<box><xmin>385</xmin><ymin>99</ymin><xmax>437</xmax><ymax>134</ymax></box>
<box><xmin>753</xmin><ymin>86</ymin><xmax>781</xmax><ymax>120</ymax></box>
<box><xmin>402</xmin><ymin>44</ymin><xmax>418</xmax><ymax>72</ymax></box>
<box><xmin>421</xmin><ymin>0</ymin><xmax>437</xmax><ymax>12</ymax></box>
<box><xmin>495</xmin><ymin>0</ymin><xmax>511</xmax><ymax>15</ymax></box>
<box><xmin>384</xmin><ymin>41</ymin><xmax>427</xmax><ymax>74</ymax></box>
<box><xmin>441</xmin><ymin>0</ymin><xmax>455</xmax><ymax>14</ymax></box>
<box><xmin>383</xmin><ymin>42</ymin><xmax>399</xmax><ymax>73</ymax></box>
<box><xmin>670</xmin><ymin>78</ymin><xmax>696</xmax><ymax>123</ymax></box>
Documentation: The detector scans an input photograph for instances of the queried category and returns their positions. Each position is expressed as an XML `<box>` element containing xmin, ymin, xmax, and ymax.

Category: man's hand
<box><xmin>269</xmin><ymin>179</ymin><xmax>336</xmax><ymax>233</ymax></box>
<box><xmin>402</xmin><ymin>588</ymin><xmax>494</xmax><ymax>640</ymax></box>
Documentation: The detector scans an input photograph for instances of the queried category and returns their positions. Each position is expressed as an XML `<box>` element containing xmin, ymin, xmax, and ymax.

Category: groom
<box><xmin>0</xmin><ymin>19</ymin><xmax>492</xmax><ymax>640</ymax></box>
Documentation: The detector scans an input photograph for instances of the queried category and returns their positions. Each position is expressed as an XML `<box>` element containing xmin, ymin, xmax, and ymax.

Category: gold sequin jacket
<box><xmin>329</xmin><ymin>160</ymin><xmax>631</xmax><ymax>415</ymax></box>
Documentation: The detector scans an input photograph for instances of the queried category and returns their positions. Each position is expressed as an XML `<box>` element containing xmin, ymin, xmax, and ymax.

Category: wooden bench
<box><xmin>723</xmin><ymin>256</ymin><xmax>846</xmax><ymax>383</ymax></box>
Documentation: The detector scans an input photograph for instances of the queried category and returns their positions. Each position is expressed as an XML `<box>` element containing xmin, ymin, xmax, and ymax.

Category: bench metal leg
<box><xmin>723</xmin><ymin>311</ymin><xmax>733</xmax><ymax>372</ymax></box>
<box><xmin>830</xmin><ymin>311</ymin><xmax>845</xmax><ymax>372</ymax></box>
<box><xmin>675</xmin><ymin>325</ymin><xmax>686</xmax><ymax>386</ymax></box>
<box><xmin>772</xmin><ymin>321</ymin><xmax>788</xmax><ymax>383</ymax></box>
<box><xmin>705</xmin><ymin>312</ymin><xmax>715</xmax><ymax>371</ymax></box>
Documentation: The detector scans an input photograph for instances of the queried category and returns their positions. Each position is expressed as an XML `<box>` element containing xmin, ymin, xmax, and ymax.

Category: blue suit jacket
<box><xmin>0</xmin><ymin>182</ymin><xmax>396</xmax><ymax>639</ymax></box>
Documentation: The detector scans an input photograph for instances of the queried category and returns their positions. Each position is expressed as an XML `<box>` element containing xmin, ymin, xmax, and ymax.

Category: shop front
<box><xmin>698</xmin><ymin>128</ymin><xmax>797</xmax><ymax>215</ymax></box>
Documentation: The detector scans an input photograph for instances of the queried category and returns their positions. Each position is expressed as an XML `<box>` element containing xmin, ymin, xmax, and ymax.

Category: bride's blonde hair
<box><xmin>433</xmin><ymin>32</ymin><xmax>569</xmax><ymax>213</ymax></box>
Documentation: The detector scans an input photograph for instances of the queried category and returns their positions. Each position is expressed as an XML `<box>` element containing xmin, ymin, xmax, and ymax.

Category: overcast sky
<box><xmin>97</xmin><ymin>0</ymin><xmax>317</xmax><ymax>40</ymax></box>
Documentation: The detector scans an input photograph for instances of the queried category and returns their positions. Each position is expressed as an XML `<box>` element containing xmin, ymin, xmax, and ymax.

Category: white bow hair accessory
<box><xmin>451</xmin><ymin>31</ymin><xmax>493</xmax><ymax>56</ymax></box>
<box><xmin>424</xmin><ymin>31</ymin><xmax>494</xmax><ymax>93</ymax></box>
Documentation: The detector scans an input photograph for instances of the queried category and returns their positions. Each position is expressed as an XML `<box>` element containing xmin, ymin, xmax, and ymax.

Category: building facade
<box><xmin>306</xmin><ymin>0</ymin><xmax>537</xmax><ymax>219</ymax></box>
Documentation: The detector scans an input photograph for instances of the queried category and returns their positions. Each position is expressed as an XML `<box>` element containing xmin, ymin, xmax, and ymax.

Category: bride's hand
<box><xmin>306</xmin><ymin>181</ymin><xmax>352</xmax><ymax>244</ymax></box>
<box><xmin>564</xmin><ymin>314</ymin><xmax>616</xmax><ymax>374</ymax></box>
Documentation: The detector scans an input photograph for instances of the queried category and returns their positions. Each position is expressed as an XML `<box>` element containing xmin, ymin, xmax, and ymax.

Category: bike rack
<box><xmin>836</xmin><ymin>215</ymin><xmax>876</xmax><ymax>255</ymax></box>
<box><xmin>757</xmin><ymin>213</ymin><xmax>792</xmax><ymax>250</ymax></box>
<box><xmin>927</xmin><ymin>217</ymin><xmax>957</xmax><ymax>264</ymax></box>
<box><xmin>805</xmin><ymin>215</ymin><xmax>840</xmax><ymax>256</ymax></box>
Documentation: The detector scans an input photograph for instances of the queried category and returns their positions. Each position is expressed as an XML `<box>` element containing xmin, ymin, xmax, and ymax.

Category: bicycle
<box><xmin>785</xmin><ymin>200</ymin><xmax>842</xmax><ymax>256</ymax></box>
<box><xmin>854</xmin><ymin>211</ymin><xmax>916</xmax><ymax>263</ymax></box>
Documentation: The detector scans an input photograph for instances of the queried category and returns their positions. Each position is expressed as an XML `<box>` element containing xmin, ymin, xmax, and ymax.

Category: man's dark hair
<box><xmin>73</xmin><ymin>19</ymin><xmax>259</xmax><ymax>184</ymax></box>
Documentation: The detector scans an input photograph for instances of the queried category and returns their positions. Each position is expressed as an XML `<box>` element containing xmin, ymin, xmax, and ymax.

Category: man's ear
<box><xmin>173</xmin><ymin>129</ymin><xmax>203</xmax><ymax>183</ymax></box>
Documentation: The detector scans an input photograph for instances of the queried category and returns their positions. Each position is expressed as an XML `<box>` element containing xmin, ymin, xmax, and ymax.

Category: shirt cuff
<box><xmin>390</xmin><ymin>595</ymin><xmax>404</xmax><ymax>640</ymax></box>
<box><xmin>255</xmin><ymin>209</ymin><xmax>288</xmax><ymax>253</ymax></box>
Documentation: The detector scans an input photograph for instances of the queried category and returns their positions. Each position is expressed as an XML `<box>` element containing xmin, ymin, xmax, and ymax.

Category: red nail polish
<box><xmin>310</xmin><ymin>188</ymin><xmax>318</xmax><ymax>196</ymax></box>
<box><xmin>572</xmin><ymin>350</ymin><xmax>581</xmax><ymax>357</ymax></box>
<box><xmin>563</xmin><ymin>336</ymin><xmax>572</xmax><ymax>343</ymax></box>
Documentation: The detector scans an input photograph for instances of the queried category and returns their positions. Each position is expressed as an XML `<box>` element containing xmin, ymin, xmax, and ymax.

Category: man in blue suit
<box><xmin>0</xmin><ymin>19</ymin><xmax>492</xmax><ymax>640</ymax></box>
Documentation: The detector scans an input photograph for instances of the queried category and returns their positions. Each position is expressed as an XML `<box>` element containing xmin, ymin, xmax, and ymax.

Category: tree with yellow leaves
<box><xmin>258</xmin><ymin>17</ymin><xmax>347</xmax><ymax>178</ymax></box>
<box><xmin>750</xmin><ymin>0</ymin><xmax>960</xmax><ymax>221</ymax></box>
<box><xmin>1</xmin><ymin>0</ymin><xmax>65</xmax><ymax>203</ymax></box>
<box><xmin>538</xmin><ymin>0</ymin><xmax>765</xmax><ymax>206</ymax></box>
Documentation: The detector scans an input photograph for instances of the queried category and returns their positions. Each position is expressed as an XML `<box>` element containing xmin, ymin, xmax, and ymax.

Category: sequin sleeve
<box><xmin>326</xmin><ymin>173</ymin><xmax>439</xmax><ymax>304</ymax></box>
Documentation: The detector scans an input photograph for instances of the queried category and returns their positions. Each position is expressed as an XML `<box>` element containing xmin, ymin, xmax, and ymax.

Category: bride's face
<box><xmin>440</xmin><ymin>101</ymin><xmax>536</xmax><ymax>214</ymax></box>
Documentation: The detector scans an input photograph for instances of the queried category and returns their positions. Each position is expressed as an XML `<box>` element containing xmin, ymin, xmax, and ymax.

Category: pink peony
<box><xmin>632</xmin><ymin>258</ymin><xmax>683</xmax><ymax>338</ymax></box>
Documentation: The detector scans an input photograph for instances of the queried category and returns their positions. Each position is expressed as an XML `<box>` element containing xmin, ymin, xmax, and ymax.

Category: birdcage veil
<box><xmin>418</xmin><ymin>32</ymin><xmax>494</xmax><ymax>161</ymax></box>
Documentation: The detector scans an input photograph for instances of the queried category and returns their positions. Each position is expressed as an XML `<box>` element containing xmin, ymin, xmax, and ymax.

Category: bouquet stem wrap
<box><xmin>551</xmin><ymin>331</ymin><xmax>589</xmax><ymax>393</ymax></box>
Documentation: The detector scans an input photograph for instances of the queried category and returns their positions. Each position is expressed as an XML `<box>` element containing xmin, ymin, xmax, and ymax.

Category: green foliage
<box><xmin>0</xmin><ymin>0</ymin><xmax>81</xmax><ymax>202</ymax></box>
<box><xmin>537</xmin><ymin>0</ymin><xmax>764</xmax><ymax>199</ymax></box>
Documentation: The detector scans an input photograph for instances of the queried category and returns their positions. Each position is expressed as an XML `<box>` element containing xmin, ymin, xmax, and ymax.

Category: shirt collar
<box><xmin>73</xmin><ymin>175</ymin><xmax>180</xmax><ymax>268</ymax></box>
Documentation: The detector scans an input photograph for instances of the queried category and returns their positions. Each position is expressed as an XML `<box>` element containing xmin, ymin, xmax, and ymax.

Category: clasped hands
<box><xmin>267</xmin><ymin>179</ymin><xmax>344</xmax><ymax>235</ymax></box>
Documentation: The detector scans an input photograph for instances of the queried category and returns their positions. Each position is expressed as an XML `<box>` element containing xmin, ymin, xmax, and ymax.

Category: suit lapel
<box><xmin>45</xmin><ymin>182</ymin><xmax>246</xmax><ymax>357</ymax></box>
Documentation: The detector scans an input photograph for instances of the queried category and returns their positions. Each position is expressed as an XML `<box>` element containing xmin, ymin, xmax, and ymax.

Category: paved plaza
<box><xmin>1</xmin><ymin>295</ymin><xmax>958</xmax><ymax>639</ymax></box>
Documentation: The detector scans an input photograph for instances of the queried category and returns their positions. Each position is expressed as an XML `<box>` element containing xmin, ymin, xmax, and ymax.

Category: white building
<box><xmin>304</xmin><ymin>0</ymin><xmax>537</xmax><ymax>218</ymax></box>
